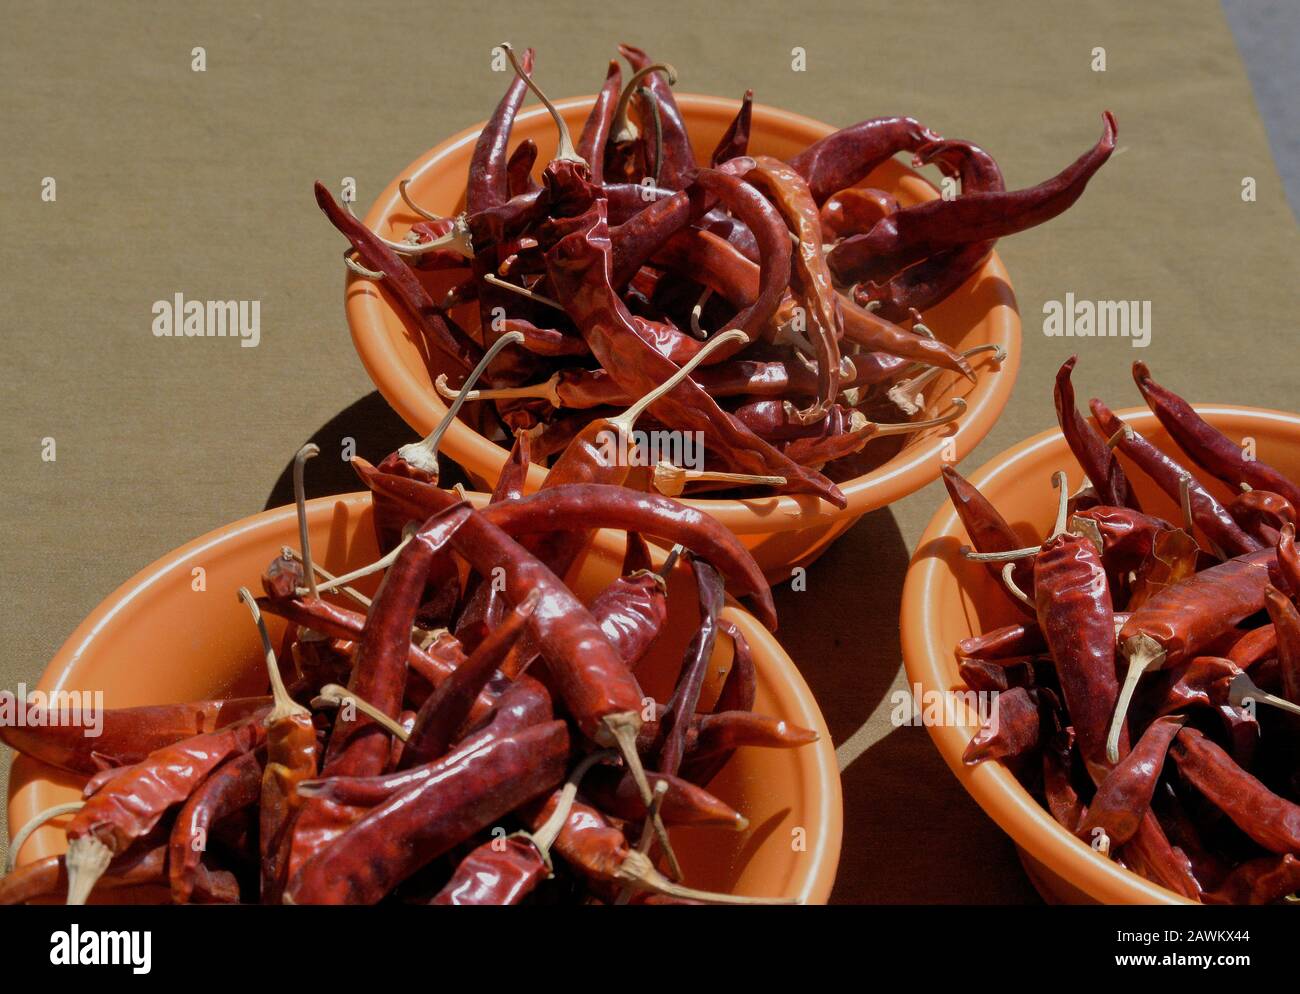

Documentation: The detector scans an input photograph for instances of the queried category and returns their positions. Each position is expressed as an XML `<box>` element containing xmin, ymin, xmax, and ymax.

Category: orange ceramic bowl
<box><xmin>346</xmin><ymin>94</ymin><xmax>1020</xmax><ymax>582</ymax></box>
<box><xmin>901</xmin><ymin>404</ymin><xmax>1300</xmax><ymax>904</ymax></box>
<box><xmin>7</xmin><ymin>492</ymin><xmax>841</xmax><ymax>904</ymax></box>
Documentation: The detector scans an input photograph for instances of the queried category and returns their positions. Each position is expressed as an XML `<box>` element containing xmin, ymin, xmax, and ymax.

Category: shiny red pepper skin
<box><xmin>956</xmin><ymin>622</ymin><xmax>1047</xmax><ymax>660</ymax></box>
<box><xmin>431</xmin><ymin>836</ymin><xmax>547</xmax><ymax>905</ymax></box>
<box><xmin>506</xmin><ymin>139</ymin><xmax>540</xmax><ymax>197</ymax></box>
<box><xmin>1076</xmin><ymin>715</ymin><xmax>1184</xmax><ymax>847</ymax></box>
<box><xmin>577</xmin><ymin>60</ymin><xmax>622</xmax><ymax>187</ymax></box>
<box><xmin>1132</xmin><ymin>362</ymin><xmax>1300</xmax><ymax>510</ymax></box>
<box><xmin>286</xmin><ymin>721</ymin><xmax>569</xmax><ymax>905</ymax></box>
<box><xmin>617</xmin><ymin>44</ymin><xmax>698</xmax><ymax>190</ymax></box>
<box><xmin>0</xmin><ymin>695</ymin><xmax>267</xmax><ymax>776</ymax></box>
<box><xmin>789</xmin><ymin>115</ymin><xmax>941</xmax><ymax>204</ymax></box>
<box><xmin>467</xmin><ymin>48</ymin><xmax>533</xmax><ymax>213</ymax></box>
<box><xmin>1</xmin><ymin>843</ymin><xmax>239</xmax><ymax>906</ymax></box>
<box><xmin>168</xmin><ymin>749</ymin><xmax>263</xmax><ymax>903</ymax></box>
<box><xmin>1263</xmin><ymin>585</ymin><xmax>1300</xmax><ymax>703</ymax></box>
<box><xmin>962</xmin><ymin>686</ymin><xmax>1041</xmax><ymax>764</ymax></box>
<box><xmin>1090</xmin><ymin>398</ymin><xmax>1261</xmax><ymax>557</ymax></box>
<box><xmin>1033</xmin><ymin>533</ymin><xmax>1124</xmax><ymax>782</ymax></box>
<box><xmin>941</xmin><ymin>465</ymin><xmax>1034</xmax><ymax>604</ymax></box>
<box><xmin>1054</xmin><ymin>357</ymin><xmax>1140</xmax><ymax>510</ymax></box>
<box><xmin>654</xmin><ymin>558</ymin><xmax>724</xmax><ymax>776</ymax></box>
<box><xmin>826</xmin><ymin>113</ymin><xmax>1116</xmax><ymax>286</ymax></box>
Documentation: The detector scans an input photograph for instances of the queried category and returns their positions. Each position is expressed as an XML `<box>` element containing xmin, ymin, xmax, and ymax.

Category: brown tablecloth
<box><xmin>2</xmin><ymin>0</ymin><xmax>1297</xmax><ymax>900</ymax></box>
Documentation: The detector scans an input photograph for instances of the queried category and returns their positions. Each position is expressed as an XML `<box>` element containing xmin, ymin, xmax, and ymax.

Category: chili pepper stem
<box><xmin>239</xmin><ymin>587</ymin><xmax>309</xmax><ymax>723</ymax></box>
<box><xmin>528</xmin><ymin>749</ymin><xmax>618</xmax><ymax>868</ymax></box>
<box><xmin>610</xmin><ymin>62</ymin><xmax>676</xmax><ymax>144</ymax></box>
<box><xmin>436</xmin><ymin>370</ymin><xmax>563</xmax><ymax>408</ymax></box>
<box><xmin>652</xmin><ymin>461</ymin><xmax>786</xmax><ymax>497</ymax></box>
<box><xmin>1000</xmin><ymin>562</ymin><xmax>1033</xmax><ymax>608</ymax></box>
<box><xmin>314</xmin><ymin>683</ymin><xmax>410</xmax><ymax>742</ymax></box>
<box><xmin>64</xmin><ymin>835</ymin><xmax>112</xmax><ymax>906</ymax></box>
<box><xmin>292</xmin><ymin>444</ymin><xmax>324</xmax><ymax>606</ymax></box>
<box><xmin>501</xmin><ymin>43</ymin><xmax>584</xmax><ymax>164</ymax></box>
<box><xmin>397</xmin><ymin>179</ymin><xmax>449</xmax><ymax>224</ymax></box>
<box><xmin>398</xmin><ymin>330</ymin><xmax>525</xmax><ymax>475</ymax></box>
<box><xmin>303</xmin><ymin>532</ymin><xmax>413</xmax><ymax>596</ymax></box>
<box><xmin>482</xmin><ymin>273</ymin><xmax>562</xmax><ymax>310</ymax></box>
<box><xmin>867</xmin><ymin>398</ymin><xmax>967</xmax><ymax>438</ymax></box>
<box><xmin>615</xmin><ymin>777</ymin><xmax>670</xmax><ymax>904</ymax></box>
<box><xmin>615</xmin><ymin>850</ymin><xmax>799</xmax><ymax>905</ymax></box>
<box><xmin>1108</xmin><ymin>633</ymin><xmax>1166</xmax><ymax>764</ymax></box>
<box><xmin>1178</xmin><ymin>474</ymin><xmax>1196</xmax><ymax>535</ymax></box>
<box><xmin>689</xmin><ymin>287</ymin><xmax>713</xmax><ymax>339</ymax></box>
<box><xmin>1228</xmin><ymin>672</ymin><xmax>1300</xmax><ymax>719</ymax></box>
<box><xmin>5</xmin><ymin>801</ymin><xmax>84</xmax><ymax>873</ymax></box>
<box><xmin>606</xmin><ymin>328</ymin><xmax>750</xmax><ymax>439</ymax></box>
<box><xmin>600</xmin><ymin>711</ymin><xmax>684</xmax><ymax>881</ymax></box>
<box><xmin>281</xmin><ymin>546</ymin><xmax>372</xmax><ymax>607</ymax></box>
<box><xmin>343</xmin><ymin>200</ymin><xmax>473</xmax><ymax>258</ymax></box>
<box><xmin>344</xmin><ymin>248</ymin><xmax>384</xmax><ymax>279</ymax></box>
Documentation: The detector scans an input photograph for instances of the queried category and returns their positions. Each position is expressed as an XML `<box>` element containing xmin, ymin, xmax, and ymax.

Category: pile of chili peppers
<box><xmin>948</xmin><ymin>359</ymin><xmax>1300</xmax><ymax>904</ymax></box>
<box><xmin>320</xmin><ymin>42</ymin><xmax>1118</xmax><ymax>502</ymax></box>
<box><xmin>0</xmin><ymin>346</ymin><xmax>821</xmax><ymax>904</ymax></box>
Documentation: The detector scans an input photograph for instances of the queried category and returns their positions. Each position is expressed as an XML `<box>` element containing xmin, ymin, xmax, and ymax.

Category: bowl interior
<box><xmin>346</xmin><ymin>94</ymin><xmax>1019</xmax><ymax>533</ymax></box>
<box><xmin>8</xmin><ymin>492</ymin><xmax>841</xmax><ymax>904</ymax></box>
<box><xmin>901</xmin><ymin>404</ymin><xmax>1300</xmax><ymax>904</ymax></box>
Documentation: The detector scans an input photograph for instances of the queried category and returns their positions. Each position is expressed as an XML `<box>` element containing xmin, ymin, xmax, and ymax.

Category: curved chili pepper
<box><xmin>617</xmin><ymin>43</ymin><xmax>696</xmax><ymax>190</ymax></box>
<box><xmin>63</xmin><ymin>713</ymin><xmax>267</xmax><ymax>904</ymax></box>
<box><xmin>1227</xmin><ymin>489</ymin><xmax>1294</xmax><ymax>545</ymax></box>
<box><xmin>1227</xmin><ymin>623</ymin><xmax>1277</xmax><ymax>670</ymax></box>
<box><xmin>857</xmin><ymin>138</ymin><xmax>1006</xmax><ymax>320</ymax></box>
<box><xmin>506</xmin><ymin>139</ymin><xmax>540</xmax><ymax>197</ymax></box>
<box><xmin>958</xmin><ymin>657</ymin><xmax>1035</xmax><ymax>694</ymax></box>
<box><xmin>826</xmin><ymin>113</ymin><xmax>1116</xmax><ymax>286</ymax></box>
<box><xmin>0</xmin><ymin>695</ymin><xmax>267</xmax><ymax>777</ymax></box>
<box><xmin>431</xmin><ymin>836</ymin><xmax>548</xmax><ymax>906</ymax></box>
<box><xmin>314</xmin><ymin>182</ymin><xmax>481</xmax><ymax>372</ymax></box>
<box><xmin>1169</xmin><ymin>726</ymin><xmax>1300</xmax><ymax>853</ymax></box>
<box><xmin>1090</xmin><ymin>398</ymin><xmax>1260</xmax><ymax>557</ymax></box>
<box><xmin>577</xmin><ymin>60</ymin><xmax>622</xmax><ymax>187</ymax></box>
<box><xmin>1042</xmin><ymin>732</ymin><xmax>1085</xmax><ymax>832</ymax></box>
<box><xmin>1132</xmin><ymin>361</ymin><xmax>1300</xmax><ymax>509</ymax></box>
<box><xmin>1034</xmin><ymin>533</ymin><xmax>1123</xmax><ymax>782</ymax></box>
<box><xmin>820</xmin><ymin>188</ymin><xmax>897</xmax><ymax>240</ymax></box>
<box><xmin>713</xmin><ymin>619</ymin><xmax>756</xmax><ymax>713</ymax></box>
<box><xmin>286</xmin><ymin>720</ymin><xmax>569</xmax><ymax>905</ymax></box>
<box><xmin>653</xmin><ymin>558</ymin><xmax>723</xmax><ymax>776</ymax></box>
<box><xmin>590</xmin><ymin>535</ymin><xmax>669</xmax><ymax>672</ymax></box>
<box><xmin>956</xmin><ymin>621</ymin><xmax>1046</xmax><ymax>660</ymax></box>
<box><xmin>468</xmin><ymin>48</ymin><xmax>534</xmax><ymax>212</ymax></box>
<box><xmin>711</xmin><ymin>90</ymin><xmax>753</xmax><ymax>166</ymax></box>
<box><xmin>1054</xmin><ymin>357</ymin><xmax>1140</xmax><ymax>510</ymax></box>
<box><xmin>351</xmin><ymin>463</ymin><xmax>777</xmax><ymax>627</ymax></box>
<box><xmin>168</xmin><ymin>749</ymin><xmax>263</xmax><ymax>903</ymax></box>
<box><xmin>1076</xmin><ymin>715</ymin><xmax>1184</xmax><ymax>848</ymax></box>
<box><xmin>1149</xmin><ymin>657</ymin><xmax>1240</xmax><ymax>716</ymax></box>
<box><xmin>582</xmin><ymin>766</ymin><xmax>747</xmax><ymax>829</ymax></box>
<box><xmin>941</xmin><ymin>465</ymin><xmax>1035</xmax><ymax>603</ymax></box>
<box><xmin>789</xmin><ymin>115</ymin><xmax>941</xmax><ymax>204</ymax></box>
<box><xmin>1279</xmin><ymin>524</ymin><xmax>1300</xmax><ymax>597</ymax></box>
<box><xmin>1205</xmin><ymin>854</ymin><xmax>1300</xmax><ymax>905</ymax></box>
<box><xmin>962</xmin><ymin>686</ymin><xmax>1041</xmax><ymax>764</ymax></box>
<box><xmin>401</xmin><ymin>592</ymin><xmax>537</xmax><ymax>769</ymax></box>
<box><xmin>747</xmin><ymin>156</ymin><xmax>842</xmax><ymax>423</ymax></box>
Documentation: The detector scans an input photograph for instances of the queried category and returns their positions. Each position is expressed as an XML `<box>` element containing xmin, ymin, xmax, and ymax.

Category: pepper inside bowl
<box><xmin>6</xmin><ymin>491</ymin><xmax>841</xmax><ymax>905</ymax></box>
<box><xmin>902</xmin><ymin>404</ymin><xmax>1300</xmax><ymax>904</ymax></box>
<box><xmin>342</xmin><ymin>88</ymin><xmax>1022</xmax><ymax>582</ymax></box>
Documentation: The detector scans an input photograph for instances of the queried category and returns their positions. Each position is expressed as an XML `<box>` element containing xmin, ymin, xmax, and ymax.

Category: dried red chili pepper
<box><xmin>820</xmin><ymin>188</ymin><xmax>897</xmax><ymax>240</ymax></box>
<box><xmin>286</xmin><ymin>720</ymin><xmax>569</xmax><ymax>905</ymax></box>
<box><xmin>962</xmin><ymin>686</ymin><xmax>1041</xmax><ymax>764</ymax></box>
<box><xmin>506</xmin><ymin>139</ymin><xmax>540</xmax><ymax>197</ymax></box>
<box><xmin>942</xmin><ymin>465</ymin><xmax>1035</xmax><ymax>604</ymax></box>
<box><xmin>712</xmin><ymin>90</ymin><xmax>753</xmax><ymax>166</ymax></box>
<box><xmin>577</xmin><ymin>60</ymin><xmax>622</xmax><ymax>186</ymax></box>
<box><xmin>2</xmin><ymin>843</ymin><xmax>238</xmax><ymax>906</ymax></box>
<box><xmin>63</xmin><ymin>712</ymin><xmax>267</xmax><ymax>904</ymax></box>
<box><xmin>1054</xmin><ymin>357</ymin><xmax>1140</xmax><ymax>510</ymax></box>
<box><xmin>790</xmin><ymin>115</ymin><xmax>941</xmax><ymax>204</ymax></box>
<box><xmin>0</xmin><ymin>695</ymin><xmax>267</xmax><ymax>777</ymax></box>
<box><xmin>168</xmin><ymin>749</ymin><xmax>263</xmax><ymax>903</ymax></box>
<box><xmin>653</xmin><ymin>557</ymin><xmax>724</xmax><ymax>776</ymax></box>
<box><xmin>582</xmin><ymin>766</ymin><xmax>747</xmax><ymax>829</ymax></box>
<box><xmin>826</xmin><ymin>113</ymin><xmax>1116</xmax><ymax>286</ymax></box>
<box><xmin>1076</xmin><ymin>715</ymin><xmax>1184</xmax><ymax>848</ymax></box>
<box><xmin>1132</xmin><ymin>361</ymin><xmax>1300</xmax><ymax>509</ymax></box>
<box><xmin>1090</xmin><ymin>398</ymin><xmax>1260</xmax><ymax>558</ymax></box>
<box><xmin>956</xmin><ymin>622</ymin><xmax>1047</xmax><ymax>660</ymax></box>
<box><xmin>468</xmin><ymin>47</ymin><xmax>534</xmax><ymax>213</ymax></box>
<box><xmin>590</xmin><ymin>534</ymin><xmax>669</xmax><ymax>672</ymax></box>
<box><xmin>1204</xmin><ymin>854</ymin><xmax>1300</xmax><ymax>905</ymax></box>
<box><xmin>1263</xmin><ymin>584</ymin><xmax>1300</xmax><ymax>703</ymax></box>
<box><xmin>617</xmin><ymin>44</ymin><xmax>696</xmax><ymax>190</ymax></box>
<box><xmin>1228</xmin><ymin>489</ymin><xmax>1295</xmax><ymax>545</ymax></box>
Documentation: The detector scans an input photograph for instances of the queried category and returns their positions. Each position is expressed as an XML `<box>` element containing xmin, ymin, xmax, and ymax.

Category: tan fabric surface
<box><xmin>2</xmin><ymin>0</ymin><xmax>1296</xmax><ymax>901</ymax></box>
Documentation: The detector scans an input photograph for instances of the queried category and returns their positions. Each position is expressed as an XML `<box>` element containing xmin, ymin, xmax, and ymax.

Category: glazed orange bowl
<box><xmin>345</xmin><ymin>93</ymin><xmax>1020</xmax><ymax>582</ymax></box>
<box><xmin>7</xmin><ymin>492</ymin><xmax>841</xmax><ymax>904</ymax></box>
<box><xmin>901</xmin><ymin>404</ymin><xmax>1300</xmax><ymax>904</ymax></box>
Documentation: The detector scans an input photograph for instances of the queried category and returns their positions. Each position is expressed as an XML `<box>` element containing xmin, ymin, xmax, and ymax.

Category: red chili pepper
<box><xmin>961</xmin><ymin>686</ymin><xmax>1041</xmax><ymax>764</ymax></box>
<box><xmin>714</xmin><ymin>618</ymin><xmax>757</xmax><ymax>713</ymax></box>
<box><xmin>1169</xmin><ymin>727</ymin><xmax>1300</xmax><ymax>853</ymax></box>
<box><xmin>0</xmin><ymin>695</ymin><xmax>267</xmax><ymax>777</ymax></box>
<box><xmin>1228</xmin><ymin>489</ymin><xmax>1295</xmax><ymax>545</ymax></box>
<box><xmin>168</xmin><ymin>750</ymin><xmax>263</xmax><ymax>904</ymax></box>
<box><xmin>582</xmin><ymin>766</ymin><xmax>747</xmax><ymax>829</ymax></box>
<box><xmin>63</xmin><ymin>714</ymin><xmax>267</xmax><ymax>904</ymax></box>
<box><xmin>711</xmin><ymin>90</ymin><xmax>753</xmax><ymax>166</ymax></box>
<box><xmin>956</xmin><ymin>621</ymin><xmax>1047</xmax><ymax>660</ymax></box>
<box><xmin>1033</xmin><ymin>533</ymin><xmax>1123</xmax><ymax>782</ymax></box>
<box><xmin>1121</xmin><ymin>814</ymin><xmax>1202</xmax><ymax>901</ymax></box>
<box><xmin>590</xmin><ymin>534</ymin><xmax>669</xmax><ymax>672</ymax></box>
<box><xmin>1132</xmin><ymin>361</ymin><xmax>1300</xmax><ymax>509</ymax></box>
<box><xmin>431</xmin><ymin>836</ymin><xmax>548</xmax><ymax>906</ymax></box>
<box><xmin>576</xmin><ymin>60</ymin><xmax>623</xmax><ymax>186</ymax></box>
<box><xmin>820</xmin><ymin>188</ymin><xmax>897</xmax><ymax>240</ymax></box>
<box><xmin>857</xmin><ymin>138</ymin><xmax>1006</xmax><ymax>320</ymax></box>
<box><xmin>789</xmin><ymin>115</ymin><xmax>941</xmax><ymax>204</ymax></box>
<box><xmin>826</xmin><ymin>113</ymin><xmax>1116</xmax><ymax>286</ymax></box>
<box><xmin>1263</xmin><ymin>584</ymin><xmax>1300</xmax><ymax>703</ymax></box>
<box><xmin>400</xmin><ymin>592</ymin><xmax>538</xmax><ymax>769</ymax></box>
<box><xmin>1</xmin><ymin>843</ymin><xmax>239</xmax><ymax>906</ymax></box>
<box><xmin>1279</xmin><ymin>524</ymin><xmax>1300</xmax><ymax>597</ymax></box>
<box><xmin>1090</xmin><ymin>398</ymin><xmax>1261</xmax><ymax>557</ymax></box>
<box><xmin>1076</xmin><ymin>715</ymin><xmax>1184</xmax><ymax>848</ymax></box>
<box><xmin>1149</xmin><ymin>656</ymin><xmax>1240</xmax><ymax>716</ymax></box>
<box><xmin>1054</xmin><ymin>357</ymin><xmax>1140</xmax><ymax>510</ymax></box>
<box><xmin>617</xmin><ymin>44</ymin><xmax>696</xmax><ymax>190</ymax></box>
<box><xmin>506</xmin><ymin>139</ymin><xmax>540</xmax><ymax>197</ymax></box>
<box><xmin>941</xmin><ymin>465</ymin><xmax>1035</xmax><ymax>604</ymax></box>
<box><xmin>285</xmin><ymin>720</ymin><xmax>569</xmax><ymax>904</ymax></box>
<box><xmin>1205</xmin><ymin>854</ymin><xmax>1300</xmax><ymax>905</ymax></box>
<box><xmin>468</xmin><ymin>48</ymin><xmax>534</xmax><ymax>212</ymax></box>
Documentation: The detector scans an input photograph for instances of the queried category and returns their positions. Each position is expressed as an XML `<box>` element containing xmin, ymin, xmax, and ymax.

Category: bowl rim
<box><xmin>900</xmin><ymin>402</ymin><xmax>1300</xmax><ymax>905</ymax></box>
<box><xmin>7</xmin><ymin>490</ymin><xmax>843</xmax><ymax>904</ymax></box>
<box><xmin>345</xmin><ymin>92</ymin><xmax>1021</xmax><ymax>531</ymax></box>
